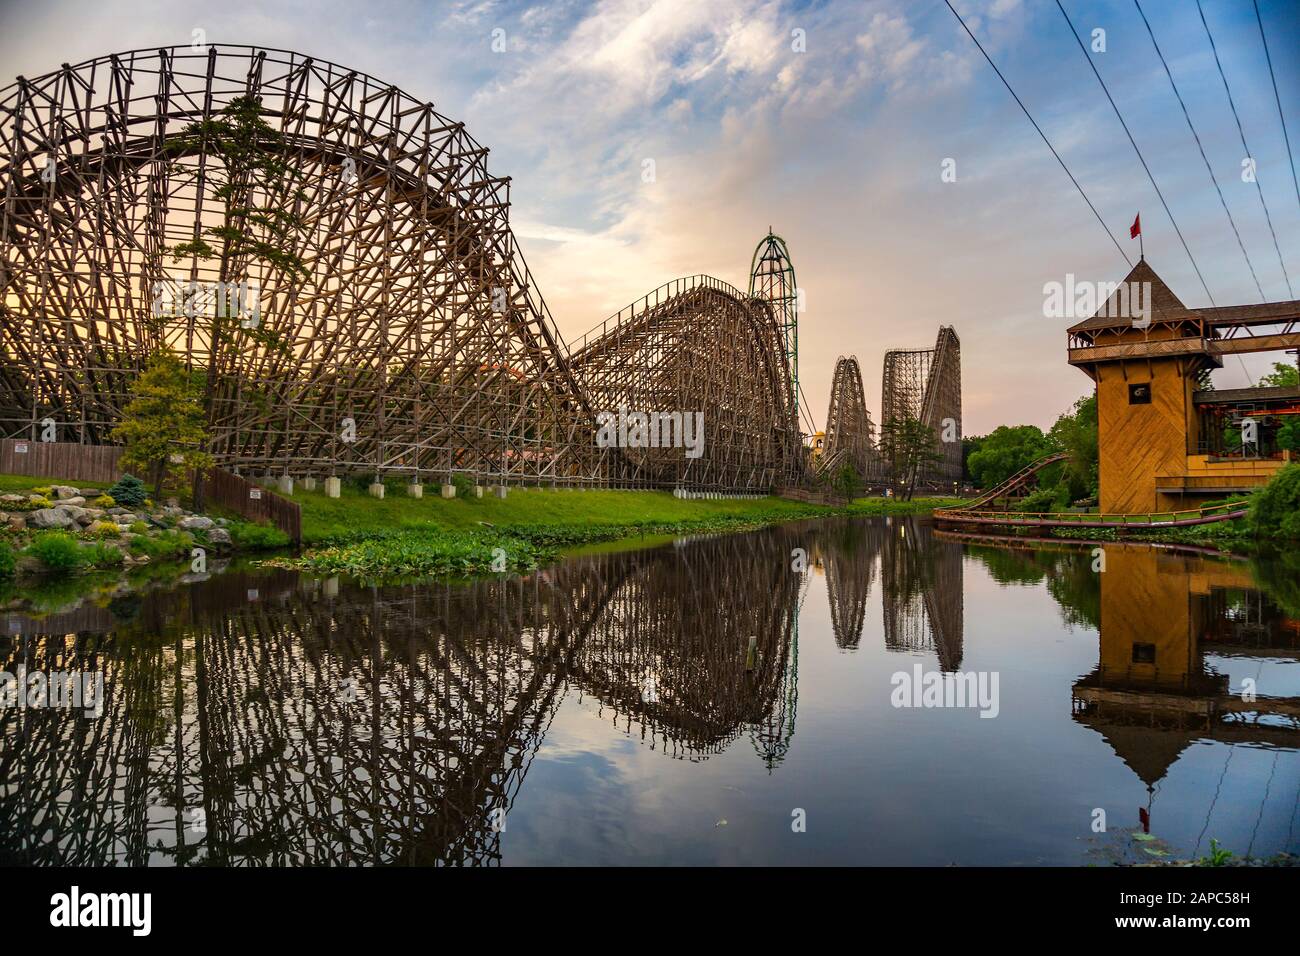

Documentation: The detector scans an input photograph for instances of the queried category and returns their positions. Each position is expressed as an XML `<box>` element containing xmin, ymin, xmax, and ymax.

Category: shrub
<box><xmin>84</xmin><ymin>542</ymin><xmax>124</xmax><ymax>568</ymax></box>
<box><xmin>228</xmin><ymin>521</ymin><xmax>291</xmax><ymax>550</ymax></box>
<box><xmin>129</xmin><ymin>521</ymin><xmax>151</xmax><ymax>535</ymax></box>
<box><xmin>0</xmin><ymin>541</ymin><xmax>14</xmax><ymax>579</ymax></box>
<box><xmin>26</xmin><ymin>531</ymin><xmax>85</xmax><ymax>574</ymax></box>
<box><xmin>108</xmin><ymin>474</ymin><xmax>148</xmax><ymax>508</ymax></box>
<box><xmin>93</xmin><ymin>494</ymin><xmax>116</xmax><ymax>508</ymax></box>
<box><xmin>451</xmin><ymin>474</ymin><xmax>474</xmax><ymax>497</ymax></box>
<box><xmin>32</xmin><ymin>486</ymin><xmax>52</xmax><ymax>496</ymax></box>
<box><xmin>1249</xmin><ymin>464</ymin><xmax>1300</xmax><ymax>541</ymax></box>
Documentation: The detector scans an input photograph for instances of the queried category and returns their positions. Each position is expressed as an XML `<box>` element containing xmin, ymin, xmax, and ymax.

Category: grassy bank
<box><xmin>270</xmin><ymin>484</ymin><xmax>959</xmax><ymax>579</ymax></box>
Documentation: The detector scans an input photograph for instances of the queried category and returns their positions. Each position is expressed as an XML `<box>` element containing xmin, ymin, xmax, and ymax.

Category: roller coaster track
<box><xmin>935</xmin><ymin>451</ymin><xmax>1249</xmax><ymax>529</ymax></box>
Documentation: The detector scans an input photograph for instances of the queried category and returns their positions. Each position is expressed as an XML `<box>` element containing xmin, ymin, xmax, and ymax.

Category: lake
<box><xmin>2</xmin><ymin>517</ymin><xmax>1298</xmax><ymax>865</ymax></box>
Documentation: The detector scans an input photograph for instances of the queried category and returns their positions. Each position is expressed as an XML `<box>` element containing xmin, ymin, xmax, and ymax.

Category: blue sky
<box><xmin>2</xmin><ymin>0</ymin><xmax>1298</xmax><ymax>432</ymax></box>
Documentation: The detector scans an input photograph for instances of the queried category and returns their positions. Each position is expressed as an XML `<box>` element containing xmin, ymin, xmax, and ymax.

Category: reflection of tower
<box><xmin>880</xmin><ymin>519</ymin><xmax>965</xmax><ymax>671</ymax></box>
<box><xmin>1071</xmin><ymin>546</ymin><xmax>1300</xmax><ymax>786</ymax></box>
<box><xmin>749</xmin><ymin>231</ymin><xmax>799</xmax><ymax>419</ymax></box>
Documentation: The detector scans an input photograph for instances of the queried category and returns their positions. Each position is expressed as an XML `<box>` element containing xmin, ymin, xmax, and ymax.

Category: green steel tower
<box><xmin>749</xmin><ymin>231</ymin><xmax>799</xmax><ymax>420</ymax></box>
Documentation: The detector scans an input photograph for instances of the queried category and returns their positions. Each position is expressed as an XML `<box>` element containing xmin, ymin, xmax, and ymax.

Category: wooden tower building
<box><xmin>1067</xmin><ymin>260</ymin><xmax>1300</xmax><ymax>514</ymax></box>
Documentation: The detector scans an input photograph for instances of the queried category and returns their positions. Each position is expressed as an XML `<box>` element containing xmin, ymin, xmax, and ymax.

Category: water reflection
<box><xmin>2</xmin><ymin>519</ymin><xmax>1297</xmax><ymax>865</ymax></box>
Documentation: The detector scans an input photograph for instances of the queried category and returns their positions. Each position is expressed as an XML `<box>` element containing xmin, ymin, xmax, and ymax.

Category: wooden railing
<box><xmin>934</xmin><ymin>498</ymin><xmax>1250</xmax><ymax>529</ymax></box>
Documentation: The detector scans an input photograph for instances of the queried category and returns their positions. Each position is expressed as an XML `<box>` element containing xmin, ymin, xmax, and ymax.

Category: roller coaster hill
<box><xmin>0</xmin><ymin>45</ymin><xmax>963</xmax><ymax>496</ymax></box>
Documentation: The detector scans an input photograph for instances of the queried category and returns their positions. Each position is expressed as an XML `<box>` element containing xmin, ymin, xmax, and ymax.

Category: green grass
<box><xmin>270</xmin><ymin>485</ymin><xmax>958</xmax><ymax>579</ymax></box>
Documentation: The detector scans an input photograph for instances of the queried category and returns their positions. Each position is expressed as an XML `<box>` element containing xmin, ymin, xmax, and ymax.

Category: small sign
<box><xmin>247</xmin><ymin>589</ymin><xmax>259</xmax><ymax>601</ymax></box>
<box><xmin>249</xmin><ymin>489</ymin><xmax>262</xmax><ymax>500</ymax></box>
<box><xmin>14</xmin><ymin>443</ymin><xmax>27</xmax><ymax>454</ymax></box>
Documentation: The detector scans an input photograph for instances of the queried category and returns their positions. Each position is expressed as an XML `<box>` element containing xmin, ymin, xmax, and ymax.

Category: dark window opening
<box><xmin>1129</xmin><ymin>383</ymin><xmax>1152</xmax><ymax>405</ymax></box>
<box><xmin>1132</xmin><ymin>643</ymin><xmax>1156</xmax><ymax>664</ymax></box>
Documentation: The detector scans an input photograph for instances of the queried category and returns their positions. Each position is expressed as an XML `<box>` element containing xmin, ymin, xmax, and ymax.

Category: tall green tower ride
<box><xmin>748</xmin><ymin>231</ymin><xmax>799</xmax><ymax>420</ymax></box>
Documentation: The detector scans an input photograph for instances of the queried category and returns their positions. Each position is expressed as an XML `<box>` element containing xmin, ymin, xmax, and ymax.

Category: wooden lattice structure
<box><xmin>820</xmin><ymin>355</ymin><xmax>879</xmax><ymax>481</ymax></box>
<box><xmin>568</xmin><ymin>276</ymin><xmax>801</xmax><ymax>490</ymax></box>
<box><xmin>881</xmin><ymin>326</ymin><xmax>962</xmax><ymax>483</ymax></box>
<box><xmin>0</xmin><ymin>46</ymin><xmax>816</xmax><ymax>491</ymax></box>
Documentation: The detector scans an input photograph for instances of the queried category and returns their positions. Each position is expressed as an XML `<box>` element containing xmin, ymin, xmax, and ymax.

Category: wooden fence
<box><xmin>0</xmin><ymin>439</ymin><xmax>124</xmax><ymax>484</ymax></box>
<box><xmin>203</xmin><ymin>467</ymin><xmax>302</xmax><ymax>545</ymax></box>
<box><xmin>0</xmin><ymin>439</ymin><xmax>301</xmax><ymax>545</ymax></box>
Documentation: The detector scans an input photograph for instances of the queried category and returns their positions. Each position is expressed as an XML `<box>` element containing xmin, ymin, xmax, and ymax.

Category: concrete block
<box><xmin>368</xmin><ymin>482</ymin><xmax>385</xmax><ymax>499</ymax></box>
<box><xmin>325</xmin><ymin>477</ymin><xmax>341</xmax><ymax>498</ymax></box>
<box><xmin>408</xmin><ymin>483</ymin><xmax>424</xmax><ymax>498</ymax></box>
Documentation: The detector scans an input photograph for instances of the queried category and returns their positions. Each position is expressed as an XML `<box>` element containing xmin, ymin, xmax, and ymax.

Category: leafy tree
<box><xmin>1249</xmin><ymin>463</ymin><xmax>1300</xmax><ymax>540</ymax></box>
<box><xmin>966</xmin><ymin>424</ymin><xmax>1052</xmax><ymax>490</ymax></box>
<box><xmin>1258</xmin><ymin>361</ymin><xmax>1299</xmax><ymax>388</ymax></box>
<box><xmin>1278</xmin><ymin>417</ymin><xmax>1300</xmax><ymax>455</ymax></box>
<box><xmin>111</xmin><ymin>350</ymin><xmax>212</xmax><ymax>498</ymax></box>
<box><xmin>1047</xmin><ymin>394</ymin><xmax>1098</xmax><ymax>501</ymax></box>
<box><xmin>878</xmin><ymin>417</ymin><xmax>941</xmax><ymax>501</ymax></box>
<box><xmin>164</xmin><ymin>95</ymin><xmax>308</xmax><ymax>503</ymax></box>
<box><xmin>831</xmin><ymin>462</ymin><xmax>861</xmax><ymax>498</ymax></box>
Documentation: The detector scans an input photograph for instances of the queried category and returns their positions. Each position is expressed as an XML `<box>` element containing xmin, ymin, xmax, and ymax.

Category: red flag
<box><xmin>1130</xmin><ymin>214</ymin><xmax>1141</xmax><ymax>239</ymax></box>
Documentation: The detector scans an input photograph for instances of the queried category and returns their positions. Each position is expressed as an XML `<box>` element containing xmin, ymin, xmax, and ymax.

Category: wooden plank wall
<box><xmin>0</xmin><ymin>439</ymin><xmax>124</xmax><ymax>485</ymax></box>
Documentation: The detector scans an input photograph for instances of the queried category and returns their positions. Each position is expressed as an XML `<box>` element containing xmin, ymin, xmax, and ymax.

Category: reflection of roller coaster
<box><xmin>0</xmin><ymin>516</ymin><xmax>974</xmax><ymax>865</ymax></box>
<box><xmin>0</xmin><ymin>529</ymin><xmax>807</xmax><ymax>865</ymax></box>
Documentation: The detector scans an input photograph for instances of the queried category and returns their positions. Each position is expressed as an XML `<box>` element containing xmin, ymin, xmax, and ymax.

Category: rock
<box><xmin>116</xmin><ymin>513</ymin><xmax>138</xmax><ymax>524</ymax></box>
<box><xmin>178</xmin><ymin>516</ymin><xmax>214</xmax><ymax>531</ymax></box>
<box><xmin>52</xmin><ymin>485</ymin><xmax>80</xmax><ymax>500</ymax></box>
<box><xmin>58</xmin><ymin>496</ymin><xmax>87</xmax><ymax>507</ymax></box>
<box><xmin>207</xmin><ymin>527</ymin><xmax>233</xmax><ymax>547</ymax></box>
<box><xmin>30</xmin><ymin>508</ymin><xmax>75</xmax><ymax>529</ymax></box>
<box><xmin>163</xmin><ymin>505</ymin><xmax>185</xmax><ymax>518</ymax></box>
<box><xmin>0</xmin><ymin>494</ymin><xmax>25</xmax><ymax>505</ymax></box>
<box><xmin>55</xmin><ymin>505</ymin><xmax>91</xmax><ymax>524</ymax></box>
<box><xmin>216</xmin><ymin>517</ymin><xmax>228</xmax><ymax>527</ymax></box>
<box><xmin>8</xmin><ymin>516</ymin><xmax>25</xmax><ymax>532</ymax></box>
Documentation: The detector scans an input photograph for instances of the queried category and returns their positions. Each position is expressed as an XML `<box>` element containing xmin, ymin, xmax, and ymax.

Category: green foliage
<box><xmin>107</xmin><ymin>474</ymin><xmax>148</xmax><ymax>509</ymax></box>
<box><xmin>1199</xmin><ymin>839</ymin><xmax>1234</xmax><ymax>867</ymax></box>
<box><xmin>1047</xmin><ymin>394</ymin><xmax>1098</xmax><ymax>501</ymax></box>
<box><xmin>83</xmin><ymin>542</ymin><xmax>124</xmax><ymax>569</ymax></box>
<box><xmin>25</xmin><ymin>531</ymin><xmax>85</xmax><ymax>574</ymax></box>
<box><xmin>129</xmin><ymin>521</ymin><xmax>151</xmax><ymax>535</ymax></box>
<box><xmin>227</xmin><ymin>521</ymin><xmax>291</xmax><ymax>551</ymax></box>
<box><xmin>1277</xmin><ymin>418</ymin><xmax>1300</xmax><ymax>454</ymax></box>
<box><xmin>831</xmin><ymin>462</ymin><xmax>861</xmax><ymax>498</ymax></box>
<box><xmin>127</xmin><ymin>529</ymin><xmax>193</xmax><ymax>560</ymax></box>
<box><xmin>92</xmin><ymin>494</ymin><xmax>116</xmax><ymax>508</ymax></box>
<box><xmin>0</xmin><ymin>540</ymin><xmax>14</xmax><ymax>579</ymax></box>
<box><xmin>1258</xmin><ymin>362</ymin><xmax>1299</xmax><ymax>388</ymax></box>
<box><xmin>1248</xmin><ymin>463</ymin><xmax>1300</xmax><ymax>540</ymax></box>
<box><xmin>451</xmin><ymin>474</ymin><xmax>474</xmax><ymax>497</ymax></box>
<box><xmin>164</xmin><ymin>94</ymin><xmax>307</xmax><ymax>359</ymax></box>
<box><xmin>877</xmin><ymin>417</ymin><xmax>941</xmax><ymax>499</ymax></box>
<box><xmin>112</xmin><ymin>350</ymin><xmax>212</xmax><ymax>494</ymax></box>
<box><xmin>966</xmin><ymin>424</ymin><xmax>1053</xmax><ymax>490</ymax></box>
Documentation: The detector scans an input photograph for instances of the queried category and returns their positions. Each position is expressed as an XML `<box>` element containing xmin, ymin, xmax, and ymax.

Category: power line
<box><xmin>1253</xmin><ymin>0</ymin><xmax>1300</xmax><ymax>225</ymax></box>
<box><xmin>1199</xmin><ymin>0</ymin><xmax>1293</xmax><ymax>298</ymax></box>
<box><xmin>941</xmin><ymin>0</ymin><xmax>1132</xmax><ymax>269</ymax></box>
<box><xmin>1055</xmin><ymin>0</ymin><xmax>1215</xmax><ymax>305</ymax></box>
<box><xmin>1134</xmin><ymin>0</ymin><xmax>1264</xmax><ymax>302</ymax></box>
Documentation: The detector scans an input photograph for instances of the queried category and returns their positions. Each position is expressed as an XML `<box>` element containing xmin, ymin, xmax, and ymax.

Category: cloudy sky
<box><xmin>2</xmin><ymin>0</ymin><xmax>1298</xmax><ymax>434</ymax></box>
